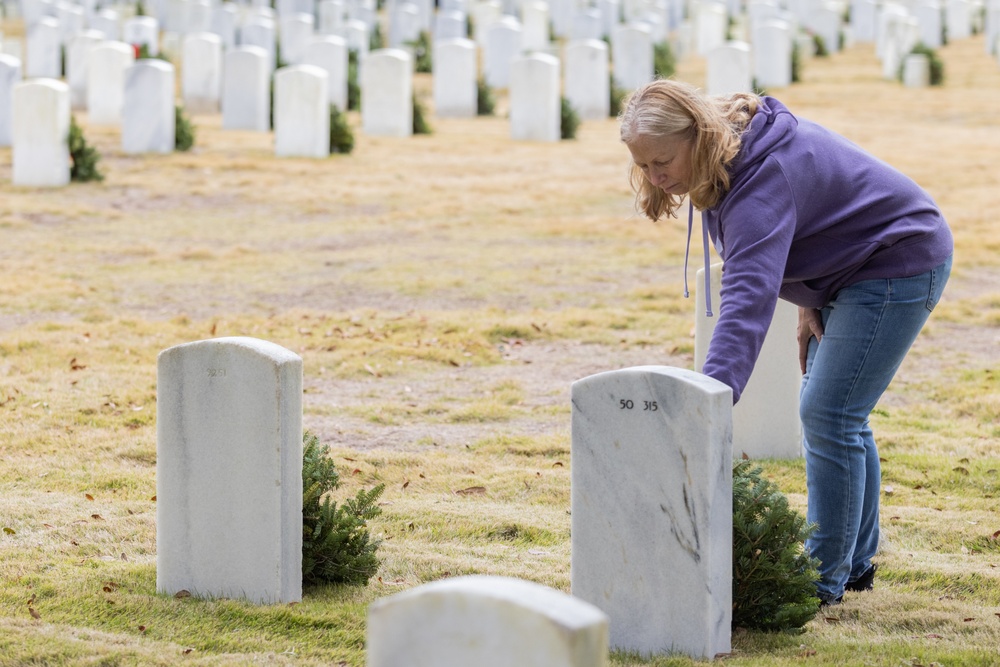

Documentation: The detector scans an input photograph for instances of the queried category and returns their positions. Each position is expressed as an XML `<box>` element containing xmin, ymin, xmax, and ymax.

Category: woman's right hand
<box><xmin>797</xmin><ymin>307</ymin><xmax>824</xmax><ymax>374</ymax></box>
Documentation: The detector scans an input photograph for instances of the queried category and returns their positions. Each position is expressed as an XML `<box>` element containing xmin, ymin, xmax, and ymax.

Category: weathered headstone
<box><xmin>368</xmin><ymin>575</ymin><xmax>609</xmax><ymax>667</ymax></box>
<box><xmin>0</xmin><ymin>54</ymin><xmax>22</xmax><ymax>147</ymax></box>
<box><xmin>565</xmin><ymin>39</ymin><xmax>610</xmax><ymax>121</ymax></box>
<box><xmin>571</xmin><ymin>366</ymin><xmax>732</xmax><ymax>659</ymax></box>
<box><xmin>509</xmin><ymin>52</ymin><xmax>559</xmax><ymax>142</ymax></box>
<box><xmin>572</xmin><ymin>7</ymin><xmax>604</xmax><ymax>41</ymax></box>
<box><xmin>946</xmin><ymin>0</ymin><xmax>972</xmax><ymax>41</ymax></box>
<box><xmin>361</xmin><ymin>49</ymin><xmax>413</xmax><ymax>137</ymax></box>
<box><xmin>598</xmin><ymin>0</ymin><xmax>620</xmax><ymax>38</ymax></box>
<box><xmin>182</xmin><ymin>32</ymin><xmax>223</xmax><ymax>114</ymax></box>
<box><xmin>156</xmin><ymin>337</ymin><xmax>303</xmax><ymax>605</ymax></box>
<box><xmin>304</xmin><ymin>36</ymin><xmax>349</xmax><ymax>111</ymax></box>
<box><xmin>56</xmin><ymin>3</ymin><xmax>85</xmax><ymax>45</ymax></box>
<box><xmin>122</xmin><ymin>59</ymin><xmax>176</xmax><ymax>154</ymax></box>
<box><xmin>851</xmin><ymin>0</ymin><xmax>877</xmax><ymax>42</ymax></box>
<box><xmin>26</xmin><ymin>16</ymin><xmax>61</xmax><ymax>78</ymax></box>
<box><xmin>694</xmin><ymin>262</ymin><xmax>802</xmax><ymax>459</ymax></box>
<box><xmin>274</xmin><ymin>64</ymin><xmax>330</xmax><ymax>157</ymax></box>
<box><xmin>706</xmin><ymin>41</ymin><xmax>751</xmax><ymax>95</ymax></box>
<box><xmin>389</xmin><ymin>1</ymin><xmax>421</xmax><ymax>48</ymax></box>
<box><xmin>484</xmin><ymin>16</ymin><xmax>522</xmax><ymax>89</ymax></box>
<box><xmin>915</xmin><ymin>0</ymin><xmax>943</xmax><ymax>49</ymax></box>
<box><xmin>432</xmin><ymin>38</ymin><xmax>477</xmax><ymax>117</ymax></box>
<box><xmin>222</xmin><ymin>45</ymin><xmax>271</xmax><ymax>131</ymax></box>
<box><xmin>811</xmin><ymin>1</ymin><xmax>841</xmax><ymax>55</ymax></box>
<box><xmin>317</xmin><ymin>0</ymin><xmax>347</xmax><ymax>34</ymax></box>
<box><xmin>87</xmin><ymin>41</ymin><xmax>135</xmax><ymax>125</ymax></box>
<box><xmin>66</xmin><ymin>30</ymin><xmax>103</xmax><ymax>110</ymax></box>
<box><xmin>471</xmin><ymin>0</ymin><xmax>502</xmax><ymax>45</ymax></box>
<box><xmin>611</xmin><ymin>23</ymin><xmax>652</xmax><ymax>90</ymax></box>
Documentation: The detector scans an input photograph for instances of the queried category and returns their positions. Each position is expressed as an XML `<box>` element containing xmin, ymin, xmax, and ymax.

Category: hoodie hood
<box><xmin>726</xmin><ymin>97</ymin><xmax>798</xmax><ymax>186</ymax></box>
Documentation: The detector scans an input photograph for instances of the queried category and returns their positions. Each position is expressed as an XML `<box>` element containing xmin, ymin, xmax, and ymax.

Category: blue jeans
<box><xmin>800</xmin><ymin>256</ymin><xmax>952</xmax><ymax>602</ymax></box>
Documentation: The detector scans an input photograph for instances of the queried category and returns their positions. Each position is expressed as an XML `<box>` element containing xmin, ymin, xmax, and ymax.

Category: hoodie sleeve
<box><xmin>701</xmin><ymin>156</ymin><xmax>797</xmax><ymax>404</ymax></box>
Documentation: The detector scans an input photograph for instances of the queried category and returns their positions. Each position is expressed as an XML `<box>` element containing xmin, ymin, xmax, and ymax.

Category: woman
<box><xmin>620</xmin><ymin>79</ymin><xmax>953</xmax><ymax>606</ymax></box>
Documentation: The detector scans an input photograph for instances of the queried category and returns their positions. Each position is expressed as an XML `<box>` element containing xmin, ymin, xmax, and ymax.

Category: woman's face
<box><xmin>626</xmin><ymin>133</ymin><xmax>694</xmax><ymax>196</ymax></box>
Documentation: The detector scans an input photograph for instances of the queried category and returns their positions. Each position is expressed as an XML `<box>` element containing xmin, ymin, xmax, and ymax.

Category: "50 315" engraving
<box><xmin>619</xmin><ymin>399</ymin><xmax>658</xmax><ymax>411</ymax></box>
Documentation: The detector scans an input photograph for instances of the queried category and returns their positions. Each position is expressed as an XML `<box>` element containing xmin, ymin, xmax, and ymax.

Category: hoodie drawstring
<box><xmin>682</xmin><ymin>199</ymin><xmax>714</xmax><ymax>317</ymax></box>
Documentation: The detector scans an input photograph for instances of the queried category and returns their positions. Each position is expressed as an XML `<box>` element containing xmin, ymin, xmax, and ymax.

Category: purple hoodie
<box><xmin>699</xmin><ymin>97</ymin><xmax>953</xmax><ymax>403</ymax></box>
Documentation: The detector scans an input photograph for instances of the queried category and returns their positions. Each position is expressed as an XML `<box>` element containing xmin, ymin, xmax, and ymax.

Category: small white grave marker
<box><xmin>122</xmin><ymin>59</ymin><xmax>176</xmax><ymax>154</ymax></box>
<box><xmin>0</xmin><ymin>54</ymin><xmax>23</xmax><ymax>147</ymax></box>
<box><xmin>157</xmin><ymin>337</ymin><xmax>303</xmax><ymax>605</ymax></box>
<box><xmin>509</xmin><ymin>53</ymin><xmax>560</xmax><ymax>142</ymax></box>
<box><xmin>88</xmin><ymin>41</ymin><xmax>135</xmax><ymax>126</ymax></box>
<box><xmin>433</xmin><ymin>38</ymin><xmax>477</xmax><ymax>118</ymax></box>
<box><xmin>182</xmin><ymin>32</ymin><xmax>223</xmax><ymax>114</ymax></box>
<box><xmin>565</xmin><ymin>39</ymin><xmax>610</xmax><ymax>121</ymax></box>
<box><xmin>274</xmin><ymin>64</ymin><xmax>330</xmax><ymax>157</ymax></box>
<box><xmin>361</xmin><ymin>49</ymin><xmax>413</xmax><ymax>137</ymax></box>
<box><xmin>368</xmin><ymin>575</ymin><xmax>609</xmax><ymax>667</ymax></box>
<box><xmin>222</xmin><ymin>46</ymin><xmax>271</xmax><ymax>131</ymax></box>
<box><xmin>12</xmin><ymin>78</ymin><xmax>70</xmax><ymax>187</ymax></box>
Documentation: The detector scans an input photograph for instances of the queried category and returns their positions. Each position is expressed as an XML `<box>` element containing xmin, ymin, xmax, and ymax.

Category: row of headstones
<box><xmin>156</xmin><ymin>338</ymin><xmax>736</xmax><ymax>662</ymax></box>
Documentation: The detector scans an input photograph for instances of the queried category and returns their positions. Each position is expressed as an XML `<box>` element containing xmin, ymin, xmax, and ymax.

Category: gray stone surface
<box><xmin>368</xmin><ymin>575</ymin><xmax>609</xmax><ymax>667</ymax></box>
<box><xmin>156</xmin><ymin>337</ymin><xmax>303</xmax><ymax>605</ymax></box>
<box><xmin>571</xmin><ymin>366</ymin><xmax>732</xmax><ymax>659</ymax></box>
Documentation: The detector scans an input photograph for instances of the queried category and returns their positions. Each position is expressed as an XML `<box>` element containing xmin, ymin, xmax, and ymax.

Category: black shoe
<box><xmin>845</xmin><ymin>564</ymin><xmax>878</xmax><ymax>592</ymax></box>
<box><xmin>819</xmin><ymin>595</ymin><xmax>842</xmax><ymax>608</ymax></box>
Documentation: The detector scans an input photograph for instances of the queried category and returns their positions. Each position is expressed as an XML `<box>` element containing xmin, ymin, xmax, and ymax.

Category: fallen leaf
<box><xmin>352</xmin><ymin>468</ymin><xmax>361</xmax><ymax>475</ymax></box>
<box><xmin>454</xmin><ymin>486</ymin><xmax>486</xmax><ymax>496</ymax></box>
<box><xmin>552</xmin><ymin>461</ymin><xmax>564</xmax><ymax>467</ymax></box>
<box><xmin>343</xmin><ymin>457</ymin><xmax>356</xmax><ymax>462</ymax></box>
<box><xmin>992</xmin><ymin>530</ymin><xmax>1000</xmax><ymax>540</ymax></box>
<box><xmin>964</xmin><ymin>617</ymin><xmax>975</xmax><ymax>622</ymax></box>
<box><xmin>29</xmin><ymin>607</ymin><xmax>41</xmax><ymax>620</ymax></box>
<box><xmin>70</xmin><ymin>540</ymin><xmax>79</xmax><ymax>546</ymax></box>
<box><xmin>138</xmin><ymin>625</ymin><xmax>147</xmax><ymax>633</ymax></box>
<box><xmin>402</xmin><ymin>480</ymin><xmax>410</xmax><ymax>489</ymax></box>
<box><xmin>925</xmin><ymin>634</ymin><xmax>944</xmax><ymax>639</ymax></box>
<box><xmin>85</xmin><ymin>494</ymin><xmax>94</xmax><ymax>501</ymax></box>
<box><xmin>42</xmin><ymin>523</ymin><xmax>54</xmax><ymax>528</ymax></box>
<box><xmin>174</xmin><ymin>590</ymin><xmax>191</xmax><ymax>599</ymax></box>
<box><xmin>69</xmin><ymin>358</ymin><xmax>86</xmax><ymax>370</ymax></box>
<box><xmin>182</xmin><ymin>649</ymin><xmax>194</xmax><ymax>655</ymax></box>
<box><xmin>953</xmin><ymin>467</ymin><xmax>970</xmax><ymax>476</ymax></box>
<box><xmin>3</xmin><ymin>527</ymin><xmax>14</xmax><ymax>535</ymax></box>
<box><xmin>150</xmin><ymin>495</ymin><xmax>156</xmax><ymax>502</ymax></box>
<box><xmin>823</xmin><ymin>616</ymin><xmax>840</xmax><ymax>623</ymax></box>
<box><xmin>91</xmin><ymin>514</ymin><xmax>103</xmax><ymax>520</ymax></box>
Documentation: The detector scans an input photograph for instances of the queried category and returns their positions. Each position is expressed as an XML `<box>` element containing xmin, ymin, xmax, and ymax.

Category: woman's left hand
<box><xmin>797</xmin><ymin>307</ymin><xmax>824</xmax><ymax>374</ymax></box>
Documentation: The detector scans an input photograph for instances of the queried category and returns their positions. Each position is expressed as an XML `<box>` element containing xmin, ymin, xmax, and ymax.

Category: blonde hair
<box><xmin>619</xmin><ymin>79</ymin><xmax>760</xmax><ymax>220</ymax></box>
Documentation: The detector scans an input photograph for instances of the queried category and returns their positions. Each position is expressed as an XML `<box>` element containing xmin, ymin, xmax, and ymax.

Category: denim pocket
<box><xmin>925</xmin><ymin>255</ymin><xmax>953</xmax><ymax>312</ymax></box>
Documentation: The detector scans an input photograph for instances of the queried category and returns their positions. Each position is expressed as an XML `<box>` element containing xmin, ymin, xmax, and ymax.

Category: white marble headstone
<box><xmin>368</xmin><ymin>575</ymin><xmax>609</xmax><ymax>667</ymax></box>
<box><xmin>902</xmin><ymin>52</ymin><xmax>930</xmax><ymax>86</ymax></box>
<box><xmin>66</xmin><ymin>30</ymin><xmax>104</xmax><ymax>110</ymax></box>
<box><xmin>12</xmin><ymin>78</ymin><xmax>70</xmax><ymax>187</ymax></box>
<box><xmin>752</xmin><ymin>19</ymin><xmax>792</xmax><ymax>89</ymax></box>
<box><xmin>432</xmin><ymin>38</ymin><xmax>476</xmax><ymax>118</ymax></box>
<box><xmin>304</xmin><ymin>35</ymin><xmax>349</xmax><ymax>111</ymax></box>
<box><xmin>317</xmin><ymin>0</ymin><xmax>347</xmax><ymax>35</ymax></box>
<box><xmin>241</xmin><ymin>17</ymin><xmax>277</xmax><ymax>71</ymax></box>
<box><xmin>521</xmin><ymin>0</ymin><xmax>550</xmax><ymax>51</ymax></box>
<box><xmin>361</xmin><ymin>49</ymin><xmax>413</xmax><ymax>137</ymax></box>
<box><xmin>571</xmin><ymin>366</ymin><xmax>732</xmax><ymax>660</ymax></box>
<box><xmin>222</xmin><ymin>46</ymin><xmax>271</xmax><ymax>131</ymax></box>
<box><xmin>434</xmin><ymin>10</ymin><xmax>468</xmax><ymax>40</ymax></box>
<box><xmin>87</xmin><ymin>41</ymin><xmax>134</xmax><ymax>126</ymax></box>
<box><xmin>915</xmin><ymin>0</ymin><xmax>943</xmax><ymax>49</ymax></box>
<box><xmin>122</xmin><ymin>59</ymin><xmax>176</xmax><ymax>154</ymax></box>
<box><xmin>388</xmin><ymin>2</ymin><xmax>421</xmax><ymax>47</ymax></box>
<box><xmin>90</xmin><ymin>8</ymin><xmax>122</xmax><ymax>41</ymax></box>
<box><xmin>696</xmin><ymin>2</ymin><xmax>728</xmax><ymax>55</ymax></box>
<box><xmin>123</xmin><ymin>16</ymin><xmax>160</xmax><ymax>55</ymax></box>
<box><xmin>210</xmin><ymin>2</ymin><xmax>239</xmax><ymax>48</ymax></box>
<box><xmin>694</xmin><ymin>263</ymin><xmax>803</xmax><ymax>459</ymax></box>
<box><xmin>706</xmin><ymin>41</ymin><xmax>751</xmax><ymax>95</ymax></box>
<box><xmin>157</xmin><ymin>337</ymin><xmax>303</xmax><ymax>605</ymax></box>
<box><xmin>610</xmin><ymin>23</ymin><xmax>652</xmax><ymax>90</ymax></box>
<box><xmin>274</xmin><ymin>64</ymin><xmax>330</xmax><ymax>157</ymax></box>
<box><xmin>280</xmin><ymin>12</ymin><xmax>315</xmax><ymax>65</ymax></box>
<box><xmin>182</xmin><ymin>32</ymin><xmax>223</xmax><ymax>114</ymax></box>
<box><xmin>509</xmin><ymin>52</ymin><xmax>560</xmax><ymax>142</ymax></box>
<box><xmin>0</xmin><ymin>54</ymin><xmax>22</xmax><ymax>147</ymax></box>
<box><xmin>565</xmin><ymin>39</ymin><xmax>610</xmax><ymax>121</ymax></box>
<box><xmin>483</xmin><ymin>16</ymin><xmax>522</xmax><ymax>89</ymax></box>
<box><xmin>26</xmin><ymin>16</ymin><xmax>61</xmax><ymax>78</ymax></box>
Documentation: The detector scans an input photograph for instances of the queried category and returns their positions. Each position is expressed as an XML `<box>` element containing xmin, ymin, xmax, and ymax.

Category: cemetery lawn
<box><xmin>1</xmin><ymin>34</ymin><xmax>999</xmax><ymax>667</ymax></box>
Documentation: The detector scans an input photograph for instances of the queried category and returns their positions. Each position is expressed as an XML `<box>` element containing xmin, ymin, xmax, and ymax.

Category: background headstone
<box><xmin>123</xmin><ymin>16</ymin><xmax>160</xmax><ymax>56</ymax></box>
<box><xmin>694</xmin><ymin>262</ymin><xmax>803</xmax><ymax>459</ymax></box>
<box><xmin>222</xmin><ymin>45</ymin><xmax>271</xmax><ymax>131</ymax></box>
<box><xmin>26</xmin><ymin>16</ymin><xmax>61</xmax><ymax>78</ymax></box>
<box><xmin>182</xmin><ymin>32</ymin><xmax>223</xmax><ymax>114</ymax></box>
<box><xmin>156</xmin><ymin>337</ymin><xmax>303</xmax><ymax>605</ymax></box>
<box><xmin>122</xmin><ymin>59</ymin><xmax>176</xmax><ymax>154</ymax></box>
<box><xmin>564</xmin><ymin>39</ymin><xmax>610</xmax><ymax>121</ymax></box>
<box><xmin>368</xmin><ymin>575</ymin><xmax>609</xmax><ymax>667</ymax></box>
<box><xmin>0</xmin><ymin>54</ymin><xmax>22</xmax><ymax>147</ymax></box>
<box><xmin>571</xmin><ymin>366</ymin><xmax>732</xmax><ymax>660</ymax></box>
<box><xmin>611</xmin><ymin>23</ymin><xmax>653</xmax><ymax>90</ymax></box>
<box><xmin>483</xmin><ymin>16</ymin><xmax>522</xmax><ymax>89</ymax></box>
<box><xmin>432</xmin><ymin>38</ymin><xmax>477</xmax><ymax>118</ymax></box>
<box><xmin>361</xmin><ymin>48</ymin><xmax>413</xmax><ymax>137</ymax></box>
<box><xmin>706</xmin><ymin>41</ymin><xmax>751</xmax><ymax>95</ymax></box>
<box><xmin>12</xmin><ymin>78</ymin><xmax>70</xmax><ymax>187</ymax></box>
<box><xmin>304</xmin><ymin>36</ymin><xmax>349</xmax><ymax>112</ymax></box>
<box><xmin>87</xmin><ymin>41</ymin><xmax>135</xmax><ymax>126</ymax></box>
<box><xmin>65</xmin><ymin>30</ymin><xmax>103</xmax><ymax>110</ymax></box>
<box><xmin>509</xmin><ymin>52</ymin><xmax>560</xmax><ymax>142</ymax></box>
<box><xmin>274</xmin><ymin>64</ymin><xmax>330</xmax><ymax>157</ymax></box>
